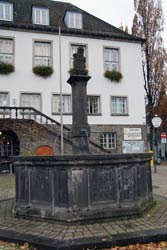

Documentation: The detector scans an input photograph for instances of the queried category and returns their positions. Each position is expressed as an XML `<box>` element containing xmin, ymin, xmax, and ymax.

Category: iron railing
<box><xmin>0</xmin><ymin>106</ymin><xmax>71</xmax><ymax>138</ymax></box>
<box><xmin>0</xmin><ymin>106</ymin><xmax>64</xmax><ymax>125</ymax></box>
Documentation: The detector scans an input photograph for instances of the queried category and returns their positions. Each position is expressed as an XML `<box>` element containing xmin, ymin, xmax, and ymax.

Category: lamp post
<box><xmin>59</xmin><ymin>26</ymin><xmax>64</xmax><ymax>155</ymax></box>
<box><xmin>151</xmin><ymin>115</ymin><xmax>162</xmax><ymax>173</ymax></box>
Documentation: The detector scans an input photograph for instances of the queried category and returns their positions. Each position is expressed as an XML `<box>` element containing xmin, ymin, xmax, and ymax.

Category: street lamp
<box><xmin>151</xmin><ymin>115</ymin><xmax>162</xmax><ymax>173</ymax></box>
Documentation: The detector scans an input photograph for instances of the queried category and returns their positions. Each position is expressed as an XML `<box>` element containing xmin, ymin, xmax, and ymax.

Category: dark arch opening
<box><xmin>0</xmin><ymin>130</ymin><xmax>20</xmax><ymax>157</ymax></box>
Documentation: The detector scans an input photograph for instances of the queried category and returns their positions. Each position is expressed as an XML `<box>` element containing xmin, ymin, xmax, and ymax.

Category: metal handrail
<box><xmin>0</xmin><ymin>106</ymin><xmax>70</xmax><ymax>128</ymax></box>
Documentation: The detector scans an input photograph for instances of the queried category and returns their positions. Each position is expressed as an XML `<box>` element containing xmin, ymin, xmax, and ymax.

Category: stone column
<box><xmin>67</xmin><ymin>47</ymin><xmax>91</xmax><ymax>154</ymax></box>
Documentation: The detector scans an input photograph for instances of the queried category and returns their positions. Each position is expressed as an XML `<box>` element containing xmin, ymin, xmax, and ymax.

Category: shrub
<box><xmin>104</xmin><ymin>70</ymin><xmax>122</xmax><ymax>82</ymax></box>
<box><xmin>22</xmin><ymin>150</ymin><xmax>35</xmax><ymax>156</ymax></box>
<box><xmin>33</xmin><ymin>66</ymin><xmax>53</xmax><ymax>78</ymax></box>
<box><xmin>0</xmin><ymin>62</ymin><xmax>14</xmax><ymax>74</ymax></box>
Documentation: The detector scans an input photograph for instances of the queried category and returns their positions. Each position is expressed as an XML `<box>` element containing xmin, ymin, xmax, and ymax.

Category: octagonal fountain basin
<box><xmin>13</xmin><ymin>153</ymin><xmax>152</xmax><ymax>222</ymax></box>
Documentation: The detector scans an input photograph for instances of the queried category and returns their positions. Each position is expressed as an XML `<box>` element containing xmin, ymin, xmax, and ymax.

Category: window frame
<box><xmin>69</xmin><ymin>43</ymin><xmax>88</xmax><ymax>70</ymax></box>
<box><xmin>52</xmin><ymin>93</ymin><xmax>72</xmax><ymax>115</ymax></box>
<box><xmin>110</xmin><ymin>96</ymin><xmax>128</xmax><ymax>116</ymax></box>
<box><xmin>32</xmin><ymin>6</ymin><xmax>49</xmax><ymax>25</ymax></box>
<box><xmin>20</xmin><ymin>92</ymin><xmax>42</xmax><ymax>112</ymax></box>
<box><xmin>0</xmin><ymin>92</ymin><xmax>9</xmax><ymax>106</ymax></box>
<box><xmin>33</xmin><ymin>39</ymin><xmax>53</xmax><ymax>67</ymax></box>
<box><xmin>65</xmin><ymin>11</ymin><xmax>83</xmax><ymax>29</ymax></box>
<box><xmin>0</xmin><ymin>36</ymin><xmax>15</xmax><ymax>65</ymax></box>
<box><xmin>87</xmin><ymin>95</ymin><xmax>101</xmax><ymax>115</ymax></box>
<box><xmin>0</xmin><ymin>92</ymin><xmax>10</xmax><ymax>114</ymax></box>
<box><xmin>100</xmin><ymin>132</ymin><xmax>117</xmax><ymax>150</ymax></box>
<box><xmin>0</xmin><ymin>2</ymin><xmax>13</xmax><ymax>21</ymax></box>
<box><xmin>103</xmin><ymin>47</ymin><xmax>120</xmax><ymax>72</ymax></box>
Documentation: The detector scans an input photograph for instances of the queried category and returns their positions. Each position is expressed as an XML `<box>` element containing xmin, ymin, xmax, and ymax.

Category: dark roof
<box><xmin>0</xmin><ymin>0</ymin><xmax>144</xmax><ymax>43</ymax></box>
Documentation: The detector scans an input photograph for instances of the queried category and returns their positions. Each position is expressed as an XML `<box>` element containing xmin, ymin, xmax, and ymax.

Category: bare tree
<box><xmin>132</xmin><ymin>0</ymin><xmax>167</xmax><ymax>148</ymax></box>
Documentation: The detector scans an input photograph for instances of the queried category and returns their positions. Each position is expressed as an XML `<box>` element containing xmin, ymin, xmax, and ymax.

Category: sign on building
<box><xmin>124</xmin><ymin>128</ymin><xmax>142</xmax><ymax>141</ymax></box>
<box><xmin>122</xmin><ymin>141</ymin><xmax>145</xmax><ymax>153</ymax></box>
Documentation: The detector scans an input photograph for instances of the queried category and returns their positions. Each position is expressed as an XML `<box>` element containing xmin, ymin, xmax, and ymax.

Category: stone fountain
<box><xmin>13</xmin><ymin>47</ymin><xmax>152</xmax><ymax>222</ymax></box>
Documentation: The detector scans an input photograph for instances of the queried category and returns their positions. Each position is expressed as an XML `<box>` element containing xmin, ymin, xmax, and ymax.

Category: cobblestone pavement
<box><xmin>0</xmin><ymin>199</ymin><xmax>166</xmax><ymax>239</ymax></box>
<box><xmin>0</xmin><ymin>166</ymin><xmax>167</xmax><ymax>249</ymax></box>
<box><xmin>152</xmin><ymin>165</ymin><xmax>167</xmax><ymax>198</ymax></box>
<box><xmin>0</xmin><ymin>174</ymin><xmax>15</xmax><ymax>201</ymax></box>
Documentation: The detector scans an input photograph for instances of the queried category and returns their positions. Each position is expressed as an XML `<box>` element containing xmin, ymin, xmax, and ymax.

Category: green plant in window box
<box><xmin>33</xmin><ymin>65</ymin><xmax>53</xmax><ymax>78</ymax></box>
<box><xmin>104</xmin><ymin>70</ymin><xmax>122</xmax><ymax>82</ymax></box>
<box><xmin>69</xmin><ymin>68</ymin><xmax>88</xmax><ymax>76</ymax></box>
<box><xmin>0</xmin><ymin>62</ymin><xmax>14</xmax><ymax>74</ymax></box>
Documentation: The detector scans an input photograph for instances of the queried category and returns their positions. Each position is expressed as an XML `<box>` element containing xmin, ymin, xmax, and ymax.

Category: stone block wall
<box><xmin>0</xmin><ymin>119</ymin><xmax>147</xmax><ymax>155</ymax></box>
<box><xmin>90</xmin><ymin>124</ymin><xmax>148</xmax><ymax>153</ymax></box>
<box><xmin>0</xmin><ymin>119</ymin><xmax>72</xmax><ymax>156</ymax></box>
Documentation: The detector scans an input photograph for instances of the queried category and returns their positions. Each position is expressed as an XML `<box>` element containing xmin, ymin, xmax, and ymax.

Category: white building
<box><xmin>0</xmin><ymin>0</ymin><xmax>147</xmax><ymax>156</ymax></box>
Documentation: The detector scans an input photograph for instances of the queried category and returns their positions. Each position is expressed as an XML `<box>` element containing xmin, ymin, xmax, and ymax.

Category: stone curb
<box><xmin>1</xmin><ymin>227</ymin><xmax>167</xmax><ymax>249</ymax></box>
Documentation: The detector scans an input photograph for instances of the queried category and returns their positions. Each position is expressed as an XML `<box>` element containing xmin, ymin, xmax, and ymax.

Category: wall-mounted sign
<box><xmin>124</xmin><ymin>128</ymin><xmax>142</xmax><ymax>141</ymax></box>
<box><xmin>122</xmin><ymin>141</ymin><xmax>145</xmax><ymax>153</ymax></box>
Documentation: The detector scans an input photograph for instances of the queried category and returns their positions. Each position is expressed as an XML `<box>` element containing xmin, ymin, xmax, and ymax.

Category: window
<box><xmin>104</xmin><ymin>48</ymin><xmax>119</xmax><ymax>71</ymax></box>
<box><xmin>0</xmin><ymin>92</ymin><xmax>9</xmax><ymax>106</ymax></box>
<box><xmin>21</xmin><ymin>93</ymin><xmax>41</xmax><ymax>111</ymax></box>
<box><xmin>65</xmin><ymin>11</ymin><xmax>82</xmax><ymax>29</ymax></box>
<box><xmin>100</xmin><ymin>133</ymin><xmax>116</xmax><ymax>149</ymax></box>
<box><xmin>52</xmin><ymin>94</ymin><xmax>72</xmax><ymax>114</ymax></box>
<box><xmin>0</xmin><ymin>38</ymin><xmax>14</xmax><ymax>64</ymax></box>
<box><xmin>111</xmin><ymin>96</ymin><xmax>128</xmax><ymax>115</ymax></box>
<box><xmin>32</xmin><ymin>7</ymin><xmax>49</xmax><ymax>25</ymax></box>
<box><xmin>34</xmin><ymin>41</ymin><xmax>52</xmax><ymax>66</ymax></box>
<box><xmin>0</xmin><ymin>92</ymin><xmax>9</xmax><ymax>113</ymax></box>
<box><xmin>0</xmin><ymin>2</ymin><xmax>13</xmax><ymax>21</ymax></box>
<box><xmin>70</xmin><ymin>44</ymin><xmax>87</xmax><ymax>69</ymax></box>
<box><xmin>87</xmin><ymin>96</ymin><xmax>100</xmax><ymax>115</ymax></box>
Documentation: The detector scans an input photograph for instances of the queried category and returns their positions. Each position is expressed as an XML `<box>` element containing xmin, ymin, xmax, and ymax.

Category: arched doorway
<box><xmin>0</xmin><ymin>130</ymin><xmax>20</xmax><ymax>157</ymax></box>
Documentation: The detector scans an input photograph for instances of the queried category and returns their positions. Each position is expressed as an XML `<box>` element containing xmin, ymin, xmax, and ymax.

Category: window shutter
<box><xmin>42</xmin><ymin>9</ymin><xmax>48</xmax><ymax>25</ymax></box>
<box><xmin>36</xmin><ymin>9</ymin><xmax>40</xmax><ymax>24</ymax></box>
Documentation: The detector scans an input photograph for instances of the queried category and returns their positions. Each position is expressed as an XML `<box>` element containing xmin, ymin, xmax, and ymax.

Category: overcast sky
<box><xmin>60</xmin><ymin>0</ymin><xmax>167</xmax><ymax>48</ymax></box>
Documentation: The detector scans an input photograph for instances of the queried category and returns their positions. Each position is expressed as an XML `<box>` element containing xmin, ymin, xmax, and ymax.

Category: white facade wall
<box><xmin>0</xmin><ymin>29</ymin><xmax>146</xmax><ymax>126</ymax></box>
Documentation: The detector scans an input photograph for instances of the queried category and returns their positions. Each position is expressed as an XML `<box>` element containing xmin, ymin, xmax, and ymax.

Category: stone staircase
<box><xmin>0</xmin><ymin>106</ymin><xmax>108</xmax><ymax>154</ymax></box>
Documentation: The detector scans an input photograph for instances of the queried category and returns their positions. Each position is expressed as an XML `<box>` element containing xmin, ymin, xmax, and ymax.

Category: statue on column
<box><xmin>67</xmin><ymin>46</ymin><xmax>91</xmax><ymax>154</ymax></box>
<box><xmin>71</xmin><ymin>46</ymin><xmax>88</xmax><ymax>75</ymax></box>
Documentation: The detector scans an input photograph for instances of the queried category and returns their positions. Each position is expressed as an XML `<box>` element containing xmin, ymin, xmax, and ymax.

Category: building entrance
<box><xmin>0</xmin><ymin>130</ymin><xmax>19</xmax><ymax>157</ymax></box>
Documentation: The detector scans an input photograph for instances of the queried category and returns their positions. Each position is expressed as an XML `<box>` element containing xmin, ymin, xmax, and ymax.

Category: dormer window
<box><xmin>65</xmin><ymin>11</ymin><xmax>83</xmax><ymax>29</ymax></box>
<box><xmin>32</xmin><ymin>7</ymin><xmax>49</xmax><ymax>25</ymax></box>
<box><xmin>0</xmin><ymin>2</ymin><xmax>13</xmax><ymax>21</ymax></box>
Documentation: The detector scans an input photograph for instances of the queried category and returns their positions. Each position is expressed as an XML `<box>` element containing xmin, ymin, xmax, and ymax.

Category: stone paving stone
<box><xmin>72</xmin><ymin>232</ymin><xmax>83</xmax><ymax>237</ymax></box>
